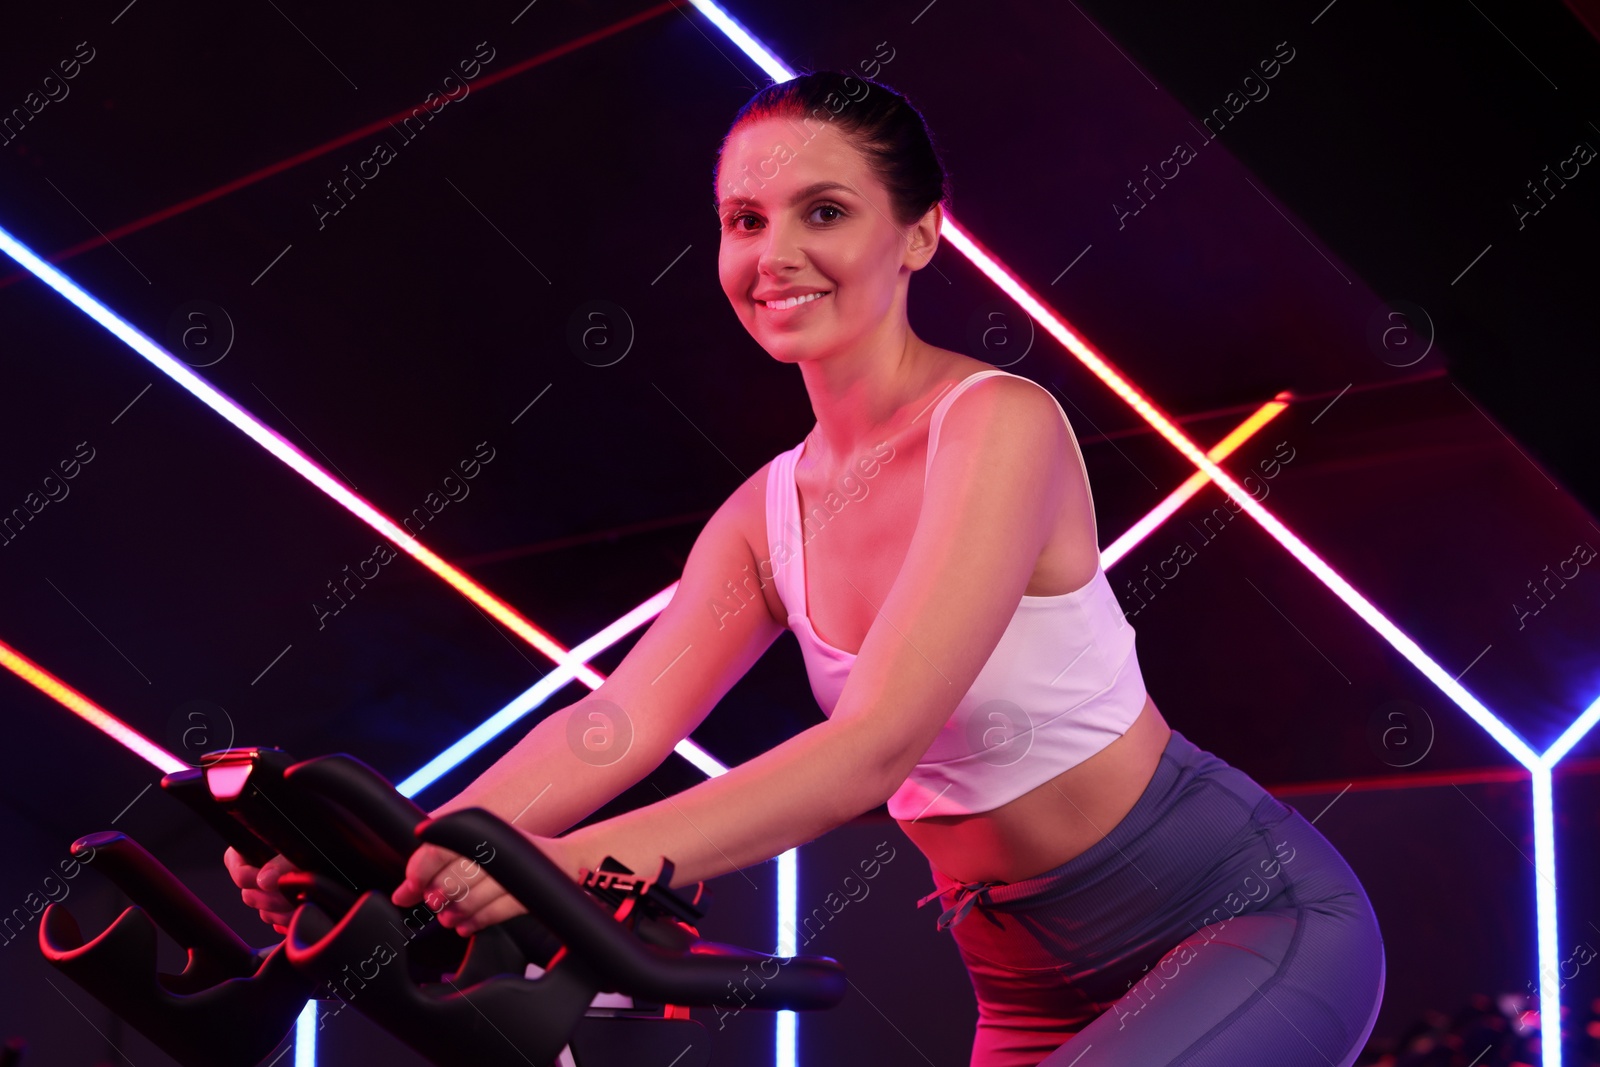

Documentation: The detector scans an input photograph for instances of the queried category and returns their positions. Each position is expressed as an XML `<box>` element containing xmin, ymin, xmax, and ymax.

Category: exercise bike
<box><xmin>38</xmin><ymin>746</ymin><xmax>846</xmax><ymax>1066</ymax></box>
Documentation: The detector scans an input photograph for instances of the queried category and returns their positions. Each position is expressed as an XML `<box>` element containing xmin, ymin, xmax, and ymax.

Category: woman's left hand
<box><xmin>391</xmin><ymin>829</ymin><xmax>577</xmax><ymax>938</ymax></box>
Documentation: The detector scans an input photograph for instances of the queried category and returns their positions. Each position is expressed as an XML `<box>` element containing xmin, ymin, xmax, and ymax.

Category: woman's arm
<box><xmin>393</xmin><ymin>467</ymin><xmax>786</xmax><ymax>910</ymax></box>
<box><xmin>421</xmin><ymin>376</ymin><xmax>1075</xmax><ymax>932</ymax></box>
<box><xmin>422</xmin><ymin>692</ymin><xmax>667</xmax><ymax>835</ymax></box>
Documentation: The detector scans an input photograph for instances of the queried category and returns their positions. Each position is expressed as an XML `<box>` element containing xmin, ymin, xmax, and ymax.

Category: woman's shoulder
<box><xmin>930</xmin><ymin>357</ymin><xmax>1062</xmax><ymax>430</ymax></box>
<box><xmin>927</xmin><ymin>353</ymin><xmax>1054</xmax><ymax>405</ymax></box>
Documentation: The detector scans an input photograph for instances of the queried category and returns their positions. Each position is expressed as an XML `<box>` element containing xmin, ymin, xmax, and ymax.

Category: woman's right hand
<box><xmin>224</xmin><ymin>848</ymin><xmax>303</xmax><ymax>934</ymax></box>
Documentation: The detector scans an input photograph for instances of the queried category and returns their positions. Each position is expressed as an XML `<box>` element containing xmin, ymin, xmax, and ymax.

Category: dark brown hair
<box><xmin>713</xmin><ymin>70</ymin><xmax>952</xmax><ymax>228</ymax></box>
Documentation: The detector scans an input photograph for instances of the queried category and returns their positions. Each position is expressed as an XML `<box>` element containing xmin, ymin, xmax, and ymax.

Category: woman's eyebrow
<box><xmin>718</xmin><ymin>180</ymin><xmax>856</xmax><ymax>212</ymax></box>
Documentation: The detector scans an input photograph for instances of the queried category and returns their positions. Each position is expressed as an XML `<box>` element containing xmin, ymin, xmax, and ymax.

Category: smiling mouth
<box><xmin>757</xmin><ymin>291</ymin><xmax>830</xmax><ymax>311</ymax></box>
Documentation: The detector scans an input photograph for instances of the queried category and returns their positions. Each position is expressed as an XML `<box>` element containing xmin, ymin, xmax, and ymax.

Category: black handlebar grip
<box><xmin>420</xmin><ymin>809</ymin><xmax>847</xmax><ymax>1011</ymax></box>
<box><xmin>160</xmin><ymin>769</ymin><xmax>277</xmax><ymax>867</ymax></box>
<box><xmin>70</xmin><ymin>832</ymin><xmax>258</xmax><ymax>986</ymax></box>
<box><xmin>281</xmin><ymin>754</ymin><xmax>428</xmax><ymax>864</ymax></box>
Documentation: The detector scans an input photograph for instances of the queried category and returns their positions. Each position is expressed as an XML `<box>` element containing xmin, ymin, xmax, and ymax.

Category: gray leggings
<box><xmin>919</xmin><ymin>729</ymin><xmax>1385</xmax><ymax>1066</ymax></box>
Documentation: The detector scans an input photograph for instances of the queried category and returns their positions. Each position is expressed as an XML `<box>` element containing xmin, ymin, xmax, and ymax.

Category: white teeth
<box><xmin>762</xmin><ymin>291</ymin><xmax>827</xmax><ymax>310</ymax></box>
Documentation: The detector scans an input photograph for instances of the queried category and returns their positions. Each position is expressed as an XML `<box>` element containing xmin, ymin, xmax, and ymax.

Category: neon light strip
<box><xmin>776</xmin><ymin>846</ymin><xmax>798</xmax><ymax>1067</ymax></box>
<box><xmin>1265</xmin><ymin>754</ymin><xmax>1600</xmax><ymax>798</ymax></box>
<box><xmin>0</xmin><ymin>637</ymin><xmax>184</xmax><ymax>774</ymax></box>
<box><xmin>685</xmin><ymin>1</ymin><xmax>795</xmax><ymax>82</ymax></box>
<box><xmin>1100</xmin><ymin>397</ymin><xmax>1288</xmax><ymax>568</ymax></box>
<box><xmin>1532</xmin><ymin>763</ymin><xmax>1557</xmax><ymax>1063</ymax></box>
<box><xmin>397</xmin><ymin>583</ymin><xmax>731</xmax><ymax>797</ymax></box>
<box><xmin>295</xmin><ymin>1002</ymin><xmax>316</xmax><ymax>1067</ymax></box>
<box><xmin>777</xmin><ymin>1007</ymin><xmax>797</xmax><ymax>1067</ymax></box>
<box><xmin>1541</xmin><ymin>692</ymin><xmax>1600</xmax><ymax>766</ymax></box>
<box><xmin>1532</xmin><ymin>691</ymin><xmax>1600</xmax><ymax>1067</ymax></box>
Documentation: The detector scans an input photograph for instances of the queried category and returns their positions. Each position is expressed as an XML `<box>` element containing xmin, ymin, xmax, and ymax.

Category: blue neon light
<box><xmin>295</xmin><ymin>1001</ymin><xmax>316</xmax><ymax>1067</ymax></box>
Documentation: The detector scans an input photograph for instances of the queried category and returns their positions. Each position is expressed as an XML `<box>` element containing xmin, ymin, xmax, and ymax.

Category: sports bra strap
<box><xmin>922</xmin><ymin>369</ymin><xmax>1099</xmax><ymax>549</ymax></box>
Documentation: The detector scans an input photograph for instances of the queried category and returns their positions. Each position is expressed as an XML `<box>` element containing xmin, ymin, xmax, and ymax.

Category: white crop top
<box><xmin>763</xmin><ymin>368</ymin><xmax>1148</xmax><ymax>819</ymax></box>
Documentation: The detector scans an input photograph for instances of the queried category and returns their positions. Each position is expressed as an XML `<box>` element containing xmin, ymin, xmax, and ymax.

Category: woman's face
<box><xmin>716</xmin><ymin>116</ymin><xmax>931</xmax><ymax>366</ymax></box>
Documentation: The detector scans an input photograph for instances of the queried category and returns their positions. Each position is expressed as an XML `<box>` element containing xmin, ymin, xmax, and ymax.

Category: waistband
<box><xmin>918</xmin><ymin>728</ymin><xmax>1261</xmax><ymax>930</ymax></box>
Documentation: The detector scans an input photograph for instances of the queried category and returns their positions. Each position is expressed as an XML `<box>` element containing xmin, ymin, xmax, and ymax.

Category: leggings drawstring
<box><xmin>918</xmin><ymin>879</ymin><xmax>1004</xmax><ymax>931</ymax></box>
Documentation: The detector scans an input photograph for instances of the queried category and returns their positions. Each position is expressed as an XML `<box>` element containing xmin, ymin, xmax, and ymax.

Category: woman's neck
<box><xmin>798</xmin><ymin>335</ymin><xmax>955</xmax><ymax>466</ymax></box>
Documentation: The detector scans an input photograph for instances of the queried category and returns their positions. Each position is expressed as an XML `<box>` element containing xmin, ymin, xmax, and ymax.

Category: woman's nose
<box><xmin>756</xmin><ymin>219</ymin><xmax>805</xmax><ymax>271</ymax></box>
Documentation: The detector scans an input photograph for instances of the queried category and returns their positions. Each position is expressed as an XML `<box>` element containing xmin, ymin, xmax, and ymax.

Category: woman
<box><xmin>230</xmin><ymin>71</ymin><xmax>1385</xmax><ymax>1066</ymax></box>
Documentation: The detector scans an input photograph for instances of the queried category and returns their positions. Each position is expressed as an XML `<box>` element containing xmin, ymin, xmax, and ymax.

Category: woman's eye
<box><xmin>724</xmin><ymin>204</ymin><xmax>842</xmax><ymax>232</ymax></box>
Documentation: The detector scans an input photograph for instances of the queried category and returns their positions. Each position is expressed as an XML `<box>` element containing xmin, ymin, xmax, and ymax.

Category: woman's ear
<box><xmin>903</xmin><ymin>202</ymin><xmax>943</xmax><ymax>271</ymax></box>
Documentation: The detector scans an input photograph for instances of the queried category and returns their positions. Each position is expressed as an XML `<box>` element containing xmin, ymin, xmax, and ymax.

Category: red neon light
<box><xmin>1264</xmin><ymin>756</ymin><xmax>1600</xmax><ymax>799</ymax></box>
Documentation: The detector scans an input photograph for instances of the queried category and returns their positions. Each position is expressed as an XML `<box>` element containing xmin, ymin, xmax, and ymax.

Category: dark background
<box><xmin>1</xmin><ymin>0</ymin><xmax>1598</xmax><ymax>1064</ymax></box>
